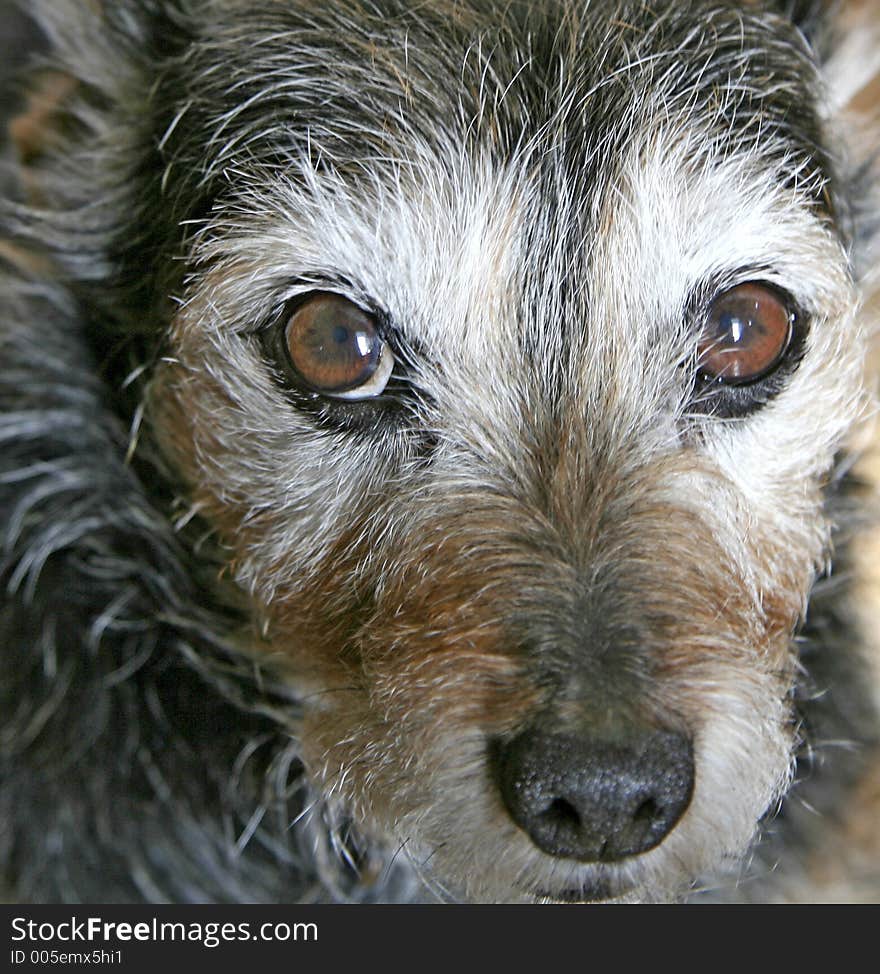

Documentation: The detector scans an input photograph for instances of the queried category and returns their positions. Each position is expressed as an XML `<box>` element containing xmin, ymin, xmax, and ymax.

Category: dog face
<box><xmin>13</xmin><ymin>0</ymin><xmax>878</xmax><ymax>902</ymax></box>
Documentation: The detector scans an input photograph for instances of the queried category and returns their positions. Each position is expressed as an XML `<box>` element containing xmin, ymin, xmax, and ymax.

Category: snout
<box><xmin>495</xmin><ymin>726</ymin><xmax>695</xmax><ymax>862</ymax></box>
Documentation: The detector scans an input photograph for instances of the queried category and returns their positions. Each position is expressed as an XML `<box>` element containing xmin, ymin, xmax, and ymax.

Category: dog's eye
<box><xmin>697</xmin><ymin>283</ymin><xmax>795</xmax><ymax>384</ymax></box>
<box><xmin>282</xmin><ymin>292</ymin><xmax>394</xmax><ymax>399</ymax></box>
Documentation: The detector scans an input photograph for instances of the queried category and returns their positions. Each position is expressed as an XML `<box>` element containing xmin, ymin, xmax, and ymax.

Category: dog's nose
<box><xmin>496</xmin><ymin>727</ymin><xmax>694</xmax><ymax>862</ymax></box>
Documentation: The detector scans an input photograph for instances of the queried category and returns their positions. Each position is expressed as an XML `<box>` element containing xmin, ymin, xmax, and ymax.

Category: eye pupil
<box><xmin>698</xmin><ymin>283</ymin><xmax>793</xmax><ymax>385</ymax></box>
<box><xmin>284</xmin><ymin>293</ymin><xmax>384</xmax><ymax>394</ymax></box>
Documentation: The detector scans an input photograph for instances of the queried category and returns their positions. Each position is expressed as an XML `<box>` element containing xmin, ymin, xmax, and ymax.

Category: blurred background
<box><xmin>0</xmin><ymin>2</ymin><xmax>43</xmax><ymax>116</ymax></box>
<box><xmin>1</xmin><ymin>1</ymin><xmax>45</xmax><ymax>194</ymax></box>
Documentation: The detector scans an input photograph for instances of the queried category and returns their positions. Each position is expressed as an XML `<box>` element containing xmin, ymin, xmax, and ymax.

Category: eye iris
<box><xmin>698</xmin><ymin>283</ymin><xmax>793</xmax><ymax>384</ymax></box>
<box><xmin>285</xmin><ymin>293</ymin><xmax>381</xmax><ymax>393</ymax></box>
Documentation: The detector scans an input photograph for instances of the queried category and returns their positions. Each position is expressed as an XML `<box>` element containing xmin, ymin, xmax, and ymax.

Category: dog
<box><xmin>1</xmin><ymin>0</ymin><xmax>879</xmax><ymax>904</ymax></box>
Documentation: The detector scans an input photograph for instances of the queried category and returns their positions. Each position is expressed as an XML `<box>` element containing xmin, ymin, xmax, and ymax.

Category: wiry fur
<box><xmin>1</xmin><ymin>0</ymin><xmax>879</xmax><ymax>903</ymax></box>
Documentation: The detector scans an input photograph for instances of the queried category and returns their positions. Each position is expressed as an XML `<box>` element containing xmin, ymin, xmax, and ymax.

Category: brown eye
<box><xmin>283</xmin><ymin>292</ymin><xmax>393</xmax><ymax>398</ymax></box>
<box><xmin>697</xmin><ymin>283</ymin><xmax>795</xmax><ymax>384</ymax></box>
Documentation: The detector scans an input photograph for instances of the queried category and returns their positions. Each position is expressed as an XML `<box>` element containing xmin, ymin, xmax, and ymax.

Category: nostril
<box><xmin>541</xmin><ymin>797</ymin><xmax>582</xmax><ymax>830</ymax></box>
<box><xmin>633</xmin><ymin>797</ymin><xmax>659</xmax><ymax>824</ymax></box>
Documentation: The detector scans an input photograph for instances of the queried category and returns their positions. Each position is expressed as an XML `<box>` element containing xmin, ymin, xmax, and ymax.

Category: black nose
<box><xmin>496</xmin><ymin>727</ymin><xmax>694</xmax><ymax>863</ymax></box>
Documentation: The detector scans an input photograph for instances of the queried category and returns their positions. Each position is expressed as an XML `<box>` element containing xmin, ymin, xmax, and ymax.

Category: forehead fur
<box><xmin>162</xmin><ymin>0</ymin><xmax>836</xmax><ymax>245</ymax></box>
<box><xmin>164</xmin><ymin>0</ymin><xmax>827</xmax><ymax>177</ymax></box>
